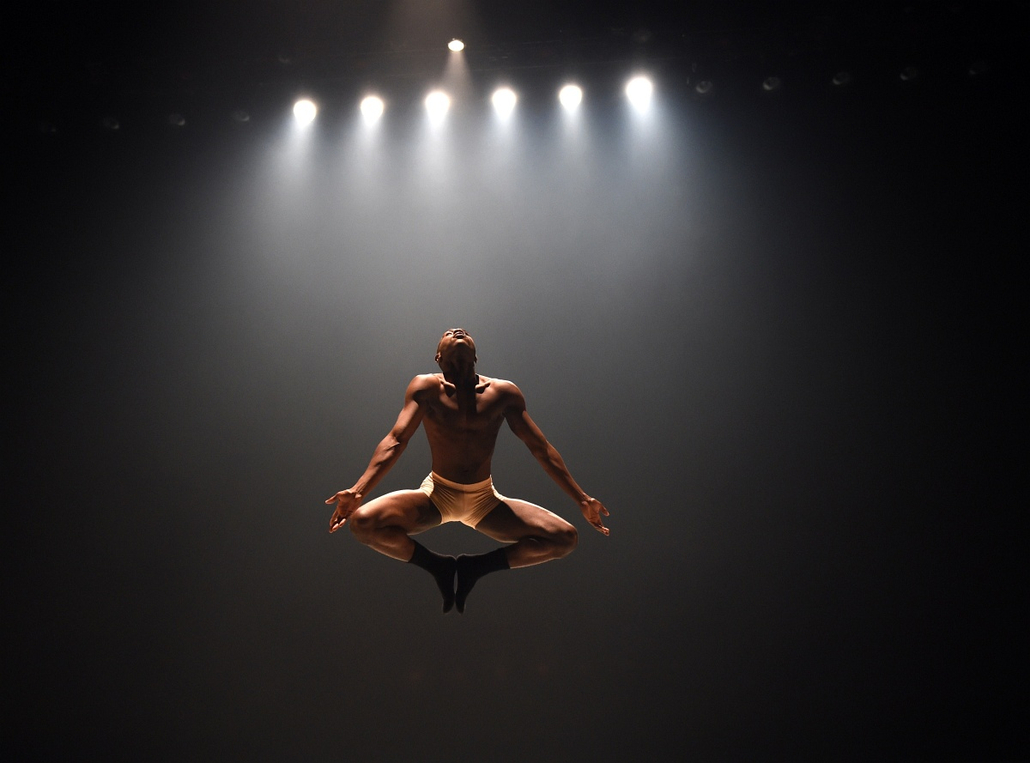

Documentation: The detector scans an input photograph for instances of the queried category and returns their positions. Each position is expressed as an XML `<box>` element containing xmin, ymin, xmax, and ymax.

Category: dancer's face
<box><xmin>436</xmin><ymin>328</ymin><xmax>477</xmax><ymax>364</ymax></box>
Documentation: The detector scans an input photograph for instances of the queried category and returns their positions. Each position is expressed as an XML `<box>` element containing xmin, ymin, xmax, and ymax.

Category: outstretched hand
<box><xmin>580</xmin><ymin>496</ymin><xmax>611</xmax><ymax>536</ymax></box>
<box><xmin>325</xmin><ymin>489</ymin><xmax>363</xmax><ymax>533</ymax></box>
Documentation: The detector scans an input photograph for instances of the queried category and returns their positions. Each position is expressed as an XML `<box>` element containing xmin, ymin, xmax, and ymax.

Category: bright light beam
<box><xmin>293</xmin><ymin>98</ymin><xmax>317</xmax><ymax>126</ymax></box>
<box><xmin>559</xmin><ymin>84</ymin><xmax>583</xmax><ymax>110</ymax></box>
<box><xmin>491</xmin><ymin>87</ymin><xmax>517</xmax><ymax>117</ymax></box>
<box><xmin>448</xmin><ymin>39</ymin><xmax>465</xmax><ymax>52</ymax></box>
<box><xmin>360</xmin><ymin>96</ymin><xmax>385</xmax><ymax>123</ymax></box>
<box><xmin>625</xmin><ymin>76</ymin><xmax>653</xmax><ymax>111</ymax></box>
<box><xmin>425</xmin><ymin>90</ymin><xmax>450</xmax><ymax>122</ymax></box>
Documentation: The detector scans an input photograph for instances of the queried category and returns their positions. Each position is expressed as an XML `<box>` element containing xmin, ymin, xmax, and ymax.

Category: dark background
<box><xmin>3</xmin><ymin>2</ymin><xmax>1027</xmax><ymax>760</ymax></box>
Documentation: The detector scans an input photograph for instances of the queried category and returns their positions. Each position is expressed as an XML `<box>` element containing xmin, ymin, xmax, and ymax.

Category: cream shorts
<box><xmin>419</xmin><ymin>472</ymin><xmax>506</xmax><ymax>528</ymax></box>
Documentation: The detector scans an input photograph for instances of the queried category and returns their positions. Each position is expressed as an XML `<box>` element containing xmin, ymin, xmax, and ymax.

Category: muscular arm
<box><xmin>326</xmin><ymin>375</ymin><xmax>429</xmax><ymax>532</ymax></box>
<box><xmin>353</xmin><ymin>376</ymin><xmax>428</xmax><ymax>495</ymax></box>
<box><xmin>504</xmin><ymin>384</ymin><xmax>610</xmax><ymax>535</ymax></box>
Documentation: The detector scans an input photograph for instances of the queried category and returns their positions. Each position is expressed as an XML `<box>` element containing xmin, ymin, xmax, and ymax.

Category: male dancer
<box><xmin>326</xmin><ymin>328</ymin><xmax>610</xmax><ymax>613</ymax></box>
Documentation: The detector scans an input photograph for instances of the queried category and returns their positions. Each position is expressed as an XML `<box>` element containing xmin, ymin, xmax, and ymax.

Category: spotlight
<box><xmin>360</xmin><ymin>96</ymin><xmax>384</xmax><ymax>123</ymax></box>
<box><xmin>761</xmin><ymin>76</ymin><xmax>782</xmax><ymax>92</ymax></box>
<box><xmin>491</xmin><ymin>87</ymin><xmax>517</xmax><ymax>117</ymax></box>
<box><xmin>625</xmin><ymin>76</ymin><xmax>653</xmax><ymax>111</ymax></box>
<box><xmin>293</xmin><ymin>98</ymin><xmax>317</xmax><ymax>126</ymax></box>
<box><xmin>448</xmin><ymin>39</ymin><xmax>465</xmax><ymax>52</ymax></box>
<box><xmin>832</xmin><ymin>71</ymin><xmax>852</xmax><ymax>87</ymax></box>
<box><xmin>558</xmin><ymin>84</ymin><xmax>583</xmax><ymax>110</ymax></box>
<box><xmin>425</xmin><ymin>90</ymin><xmax>450</xmax><ymax>120</ymax></box>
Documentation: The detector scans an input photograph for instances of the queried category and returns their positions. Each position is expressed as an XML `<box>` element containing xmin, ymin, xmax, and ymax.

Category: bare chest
<box><xmin>425</xmin><ymin>388</ymin><xmax>505</xmax><ymax>433</ymax></box>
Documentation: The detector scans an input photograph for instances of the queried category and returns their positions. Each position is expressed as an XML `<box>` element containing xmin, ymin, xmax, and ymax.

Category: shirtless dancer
<box><xmin>326</xmin><ymin>328</ymin><xmax>610</xmax><ymax>613</ymax></box>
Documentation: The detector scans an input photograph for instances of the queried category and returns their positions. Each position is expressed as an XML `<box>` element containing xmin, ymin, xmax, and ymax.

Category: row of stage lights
<box><xmin>89</xmin><ymin>66</ymin><xmax>953</xmax><ymax>134</ymax></box>
<box><xmin>41</xmin><ymin>38</ymin><xmax>991</xmax><ymax>134</ymax></box>
<box><xmin>292</xmin><ymin>75</ymin><xmax>655</xmax><ymax>127</ymax></box>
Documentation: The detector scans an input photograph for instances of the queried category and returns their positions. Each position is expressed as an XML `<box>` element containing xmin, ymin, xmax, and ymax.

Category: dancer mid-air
<box><xmin>326</xmin><ymin>328</ymin><xmax>610</xmax><ymax>613</ymax></box>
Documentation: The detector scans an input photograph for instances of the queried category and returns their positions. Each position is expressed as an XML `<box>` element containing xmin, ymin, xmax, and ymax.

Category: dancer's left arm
<box><xmin>503</xmin><ymin>384</ymin><xmax>610</xmax><ymax>535</ymax></box>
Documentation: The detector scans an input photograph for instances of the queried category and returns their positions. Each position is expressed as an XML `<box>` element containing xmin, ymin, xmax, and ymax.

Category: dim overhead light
<box><xmin>899</xmin><ymin>66</ymin><xmax>920</xmax><ymax>82</ymax></box>
<box><xmin>448</xmin><ymin>39</ymin><xmax>464</xmax><ymax>52</ymax></box>
<box><xmin>967</xmin><ymin>61</ymin><xmax>989</xmax><ymax>77</ymax></box>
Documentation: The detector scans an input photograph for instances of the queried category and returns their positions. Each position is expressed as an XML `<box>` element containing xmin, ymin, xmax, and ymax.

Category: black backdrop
<box><xmin>3</xmin><ymin>2</ymin><xmax>1027</xmax><ymax>760</ymax></box>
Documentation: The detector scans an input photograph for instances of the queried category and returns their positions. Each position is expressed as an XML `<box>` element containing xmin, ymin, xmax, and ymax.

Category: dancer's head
<box><xmin>435</xmin><ymin>328</ymin><xmax>477</xmax><ymax>367</ymax></box>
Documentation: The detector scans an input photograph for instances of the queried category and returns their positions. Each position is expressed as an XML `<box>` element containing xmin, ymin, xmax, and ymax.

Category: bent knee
<box><xmin>348</xmin><ymin>509</ymin><xmax>378</xmax><ymax>541</ymax></box>
<box><xmin>554</xmin><ymin>523</ymin><xmax>578</xmax><ymax>556</ymax></box>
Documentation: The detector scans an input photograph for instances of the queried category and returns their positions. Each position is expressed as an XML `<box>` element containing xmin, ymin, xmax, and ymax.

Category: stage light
<box><xmin>491</xmin><ymin>87</ymin><xmax>517</xmax><ymax>117</ymax></box>
<box><xmin>448</xmin><ymin>39</ymin><xmax>464</xmax><ymax>52</ymax></box>
<box><xmin>360</xmin><ymin>96</ymin><xmax>384</xmax><ymax>123</ymax></box>
<box><xmin>625</xmin><ymin>76</ymin><xmax>653</xmax><ymax>111</ymax></box>
<box><xmin>293</xmin><ymin>99</ymin><xmax>317</xmax><ymax>126</ymax></box>
<box><xmin>559</xmin><ymin>84</ymin><xmax>583</xmax><ymax>110</ymax></box>
<box><xmin>425</xmin><ymin>90</ymin><xmax>450</xmax><ymax>121</ymax></box>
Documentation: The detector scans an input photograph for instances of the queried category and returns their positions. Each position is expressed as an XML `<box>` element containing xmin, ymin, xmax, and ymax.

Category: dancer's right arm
<box><xmin>326</xmin><ymin>376</ymin><xmax>430</xmax><ymax>532</ymax></box>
